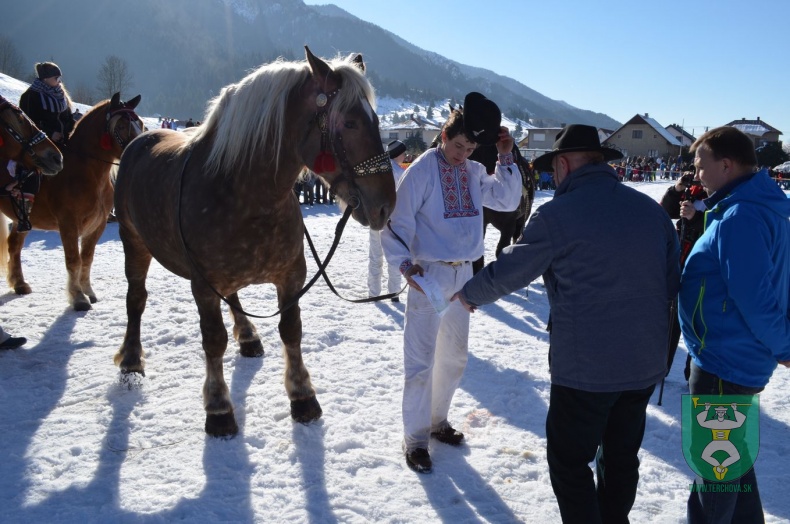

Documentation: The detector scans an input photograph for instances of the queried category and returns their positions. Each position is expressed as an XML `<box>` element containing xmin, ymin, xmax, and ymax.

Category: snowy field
<box><xmin>1</xmin><ymin>180</ymin><xmax>789</xmax><ymax>523</ymax></box>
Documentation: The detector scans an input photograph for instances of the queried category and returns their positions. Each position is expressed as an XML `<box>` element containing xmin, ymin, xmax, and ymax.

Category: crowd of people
<box><xmin>3</xmin><ymin>58</ymin><xmax>790</xmax><ymax>523</ymax></box>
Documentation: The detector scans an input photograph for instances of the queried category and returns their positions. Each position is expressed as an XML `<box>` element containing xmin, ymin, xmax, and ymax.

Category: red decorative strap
<box><xmin>312</xmin><ymin>151</ymin><xmax>335</xmax><ymax>174</ymax></box>
<box><xmin>100</xmin><ymin>132</ymin><xmax>113</xmax><ymax>150</ymax></box>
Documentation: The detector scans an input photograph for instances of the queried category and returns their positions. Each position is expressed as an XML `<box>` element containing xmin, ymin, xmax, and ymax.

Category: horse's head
<box><xmin>104</xmin><ymin>92</ymin><xmax>145</xmax><ymax>152</ymax></box>
<box><xmin>301</xmin><ymin>47</ymin><xmax>396</xmax><ymax>230</ymax></box>
<box><xmin>75</xmin><ymin>93</ymin><xmax>145</xmax><ymax>157</ymax></box>
<box><xmin>0</xmin><ymin>96</ymin><xmax>63</xmax><ymax>175</ymax></box>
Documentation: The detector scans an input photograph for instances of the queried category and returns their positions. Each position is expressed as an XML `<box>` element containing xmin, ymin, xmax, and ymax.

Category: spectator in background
<box><xmin>72</xmin><ymin>108</ymin><xmax>82</xmax><ymax>121</ymax></box>
<box><xmin>680</xmin><ymin>126</ymin><xmax>790</xmax><ymax>523</ymax></box>
<box><xmin>367</xmin><ymin>140</ymin><xmax>407</xmax><ymax>301</ymax></box>
<box><xmin>302</xmin><ymin>170</ymin><xmax>316</xmax><ymax>205</ymax></box>
<box><xmin>659</xmin><ymin>170</ymin><xmax>708</xmax><ymax>382</ymax></box>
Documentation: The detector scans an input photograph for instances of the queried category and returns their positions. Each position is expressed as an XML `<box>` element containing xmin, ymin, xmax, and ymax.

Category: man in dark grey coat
<box><xmin>454</xmin><ymin>124</ymin><xmax>680</xmax><ymax>524</ymax></box>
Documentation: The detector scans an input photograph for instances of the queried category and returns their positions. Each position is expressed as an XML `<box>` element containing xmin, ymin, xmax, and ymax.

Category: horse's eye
<box><xmin>344</xmin><ymin>121</ymin><xmax>356</xmax><ymax>130</ymax></box>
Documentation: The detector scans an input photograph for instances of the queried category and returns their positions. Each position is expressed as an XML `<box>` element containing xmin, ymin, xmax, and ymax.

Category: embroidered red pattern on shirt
<box><xmin>438</xmin><ymin>157</ymin><xmax>478</xmax><ymax>219</ymax></box>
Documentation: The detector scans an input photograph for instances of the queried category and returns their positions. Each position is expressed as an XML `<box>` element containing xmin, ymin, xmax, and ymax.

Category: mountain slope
<box><xmin>3</xmin><ymin>0</ymin><xmax>619</xmax><ymax>128</ymax></box>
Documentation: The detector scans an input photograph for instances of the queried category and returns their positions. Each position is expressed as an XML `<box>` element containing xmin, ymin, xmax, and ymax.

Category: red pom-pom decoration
<box><xmin>100</xmin><ymin>132</ymin><xmax>113</xmax><ymax>150</ymax></box>
<box><xmin>312</xmin><ymin>151</ymin><xmax>335</xmax><ymax>174</ymax></box>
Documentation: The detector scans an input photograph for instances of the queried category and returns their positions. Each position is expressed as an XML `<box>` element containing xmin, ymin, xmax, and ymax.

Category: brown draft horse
<box><xmin>113</xmin><ymin>47</ymin><xmax>396</xmax><ymax>437</ymax></box>
<box><xmin>0</xmin><ymin>94</ymin><xmax>63</xmax><ymax>182</ymax></box>
<box><xmin>0</xmin><ymin>93</ymin><xmax>144</xmax><ymax>311</ymax></box>
<box><xmin>0</xmin><ymin>95</ymin><xmax>63</xmax><ymax>276</ymax></box>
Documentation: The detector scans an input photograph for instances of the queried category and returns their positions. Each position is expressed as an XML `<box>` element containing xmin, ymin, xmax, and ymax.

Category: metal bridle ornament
<box><xmin>103</xmin><ymin>107</ymin><xmax>143</xmax><ymax>150</ymax></box>
<box><xmin>313</xmin><ymin>88</ymin><xmax>392</xmax><ymax>186</ymax></box>
<box><xmin>0</xmin><ymin>100</ymin><xmax>49</xmax><ymax>160</ymax></box>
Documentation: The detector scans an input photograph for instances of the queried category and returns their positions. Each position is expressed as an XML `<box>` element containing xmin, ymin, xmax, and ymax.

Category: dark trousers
<box><xmin>546</xmin><ymin>383</ymin><xmax>655</xmax><ymax>524</ymax></box>
<box><xmin>687</xmin><ymin>363</ymin><xmax>765</xmax><ymax>524</ymax></box>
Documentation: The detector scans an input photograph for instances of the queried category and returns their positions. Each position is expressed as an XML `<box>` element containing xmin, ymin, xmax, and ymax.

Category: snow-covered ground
<box><xmin>2</xmin><ymin>73</ymin><xmax>790</xmax><ymax>523</ymax></box>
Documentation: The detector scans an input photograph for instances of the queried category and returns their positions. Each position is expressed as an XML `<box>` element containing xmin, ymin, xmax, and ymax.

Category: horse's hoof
<box><xmin>89</xmin><ymin>296</ymin><xmax>98</xmax><ymax>304</ymax></box>
<box><xmin>291</xmin><ymin>397</ymin><xmax>322</xmax><ymax>424</ymax></box>
<box><xmin>14</xmin><ymin>284</ymin><xmax>32</xmax><ymax>295</ymax></box>
<box><xmin>205</xmin><ymin>411</ymin><xmax>238</xmax><ymax>437</ymax></box>
<box><xmin>120</xmin><ymin>367</ymin><xmax>145</xmax><ymax>377</ymax></box>
<box><xmin>240</xmin><ymin>339</ymin><xmax>264</xmax><ymax>358</ymax></box>
<box><xmin>73</xmin><ymin>300</ymin><xmax>92</xmax><ymax>312</ymax></box>
<box><xmin>119</xmin><ymin>370</ymin><xmax>145</xmax><ymax>389</ymax></box>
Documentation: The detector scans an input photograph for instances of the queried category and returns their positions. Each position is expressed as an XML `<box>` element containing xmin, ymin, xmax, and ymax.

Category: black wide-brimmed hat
<box><xmin>533</xmin><ymin>124</ymin><xmax>623</xmax><ymax>172</ymax></box>
<box><xmin>462</xmin><ymin>92</ymin><xmax>501</xmax><ymax>146</ymax></box>
<box><xmin>387</xmin><ymin>140</ymin><xmax>406</xmax><ymax>159</ymax></box>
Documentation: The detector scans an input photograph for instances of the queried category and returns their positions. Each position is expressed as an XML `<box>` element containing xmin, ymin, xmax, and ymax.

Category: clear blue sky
<box><xmin>305</xmin><ymin>0</ymin><xmax>789</xmax><ymax>139</ymax></box>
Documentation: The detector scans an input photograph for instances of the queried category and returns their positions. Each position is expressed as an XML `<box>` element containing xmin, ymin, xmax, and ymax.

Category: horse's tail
<box><xmin>0</xmin><ymin>211</ymin><xmax>8</xmax><ymax>277</ymax></box>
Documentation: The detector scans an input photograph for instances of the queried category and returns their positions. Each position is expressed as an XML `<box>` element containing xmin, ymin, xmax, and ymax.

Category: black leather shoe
<box><xmin>405</xmin><ymin>448</ymin><xmax>432</xmax><ymax>473</ymax></box>
<box><xmin>431</xmin><ymin>426</ymin><xmax>464</xmax><ymax>446</ymax></box>
<box><xmin>0</xmin><ymin>336</ymin><xmax>27</xmax><ymax>350</ymax></box>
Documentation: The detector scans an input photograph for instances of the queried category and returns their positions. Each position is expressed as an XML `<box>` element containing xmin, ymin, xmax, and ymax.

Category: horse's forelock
<box><xmin>324</xmin><ymin>58</ymin><xmax>377</xmax><ymax>145</ymax></box>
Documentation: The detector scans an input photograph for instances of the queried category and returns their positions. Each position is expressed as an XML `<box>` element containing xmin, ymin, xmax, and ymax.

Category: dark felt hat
<box><xmin>533</xmin><ymin>124</ymin><xmax>623</xmax><ymax>172</ymax></box>
<box><xmin>35</xmin><ymin>62</ymin><xmax>62</xmax><ymax>80</ymax></box>
<box><xmin>387</xmin><ymin>140</ymin><xmax>407</xmax><ymax>159</ymax></box>
<box><xmin>462</xmin><ymin>92</ymin><xmax>501</xmax><ymax>146</ymax></box>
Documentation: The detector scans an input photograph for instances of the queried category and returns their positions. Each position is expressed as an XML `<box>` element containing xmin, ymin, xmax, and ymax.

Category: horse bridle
<box><xmin>105</xmin><ymin>107</ymin><xmax>144</xmax><ymax>149</ymax></box>
<box><xmin>310</xmin><ymin>88</ymin><xmax>391</xmax><ymax>207</ymax></box>
<box><xmin>0</xmin><ymin>99</ymin><xmax>50</xmax><ymax>162</ymax></box>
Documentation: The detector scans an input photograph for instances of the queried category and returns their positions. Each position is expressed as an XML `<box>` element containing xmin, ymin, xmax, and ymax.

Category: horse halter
<box><xmin>104</xmin><ymin>107</ymin><xmax>144</xmax><ymax>150</ymax></box>
<box><xmin>311</xmin><ymin>89</ymin><xmax>391</xmax><ymax>185</ymax></box>
<box><xmin>0</xmin><ymin>99</ymin><xmax>49</xmax><ymax>160</ymax></box>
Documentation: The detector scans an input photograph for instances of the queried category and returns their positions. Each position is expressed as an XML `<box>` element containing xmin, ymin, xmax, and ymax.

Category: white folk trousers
<box><xmin>402</xmin><ymin>260</ymin><xmax>472</xmax><ymax>451</ymax></box>
<box><xmin>368</xmin><ymin>228</ymin><xmax>403</xmax><ymax>297</ymax></box>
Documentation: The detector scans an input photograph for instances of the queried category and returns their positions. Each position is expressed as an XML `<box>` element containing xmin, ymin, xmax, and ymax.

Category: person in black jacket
<box><xmin>659</xmin><ymin>170</ymin><xmax>708</xmax><ymax>381</ymax></box>
<box><xmin>19</xmin><ymin>62</ymin><xmax>74</xmax><ymax>146</ymax></box>
<box><xmin>14</xmin><ymin>62</ymin><xmax>74</xmax><ymax>231</ymax></box>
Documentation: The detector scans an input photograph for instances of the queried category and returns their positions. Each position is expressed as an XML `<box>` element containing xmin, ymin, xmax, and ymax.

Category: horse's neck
<box><xmin>230</xmin><ymin>145</ymin><xmax>302</xmax><ymax>203</ymax></box>
<box><xmin>66</xmin><ymin>122</ymin><xmax>119</xmax><ymax>168</ymax></box>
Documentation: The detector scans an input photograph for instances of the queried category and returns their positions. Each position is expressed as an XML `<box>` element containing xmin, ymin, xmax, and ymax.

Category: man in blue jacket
<box><xmin>454</xmin><ymin>124</ymin><xmax>680</xmax><ymax>523</ymax></box>
<box><xmin>680</xmin><ymin>126</ymin><xmax>790</xmax><ymax>523</ymax></box>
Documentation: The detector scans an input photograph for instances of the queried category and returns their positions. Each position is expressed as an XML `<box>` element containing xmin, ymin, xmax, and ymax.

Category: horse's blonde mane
<box><xmin>186</xmin><ymin>54</ymin><xmax>377</xmax><ymax>179</ymax></box>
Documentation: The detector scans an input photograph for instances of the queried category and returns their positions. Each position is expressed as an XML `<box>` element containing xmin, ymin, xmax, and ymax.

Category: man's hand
<box><xmin>679</xmin><ymin>200</ymin><xmax>696</xmax><ymax>220</ymax></box>
<box><xmin>676</xmin><ymin>173</ymin><xmax>694</xmax><ymax>190</ymax></box>
<box><xmin>451</xmin><ymin>291</ymin><xmax>476</xmax><ymax>313</ymax></box>
<box><xmin>404</xmin><ymin>265</ymin><xmax>425</xmax><ymax>294</ymax></box>
<box><xmin>496</xmin><ymin>126</ymin><xmax>514</xmax><ymax>156</ymax></box>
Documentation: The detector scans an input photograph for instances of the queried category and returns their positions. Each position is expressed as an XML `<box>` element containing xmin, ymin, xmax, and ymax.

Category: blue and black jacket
<box><xmin>679</xmin><ymin>169</ymin><xmax>790</xmax><ymax>388</ymax></box>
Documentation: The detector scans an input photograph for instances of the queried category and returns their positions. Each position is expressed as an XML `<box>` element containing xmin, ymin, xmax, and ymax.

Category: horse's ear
<box><xmin>126</xmin><ymin>95</ymin><xmax>142</xmax><ymax>109</ymax></box>
<box><xmin>110</xmin><ymin>92</ymin><xmax>121</xmax><ymax>108</ymax></box>
<box><xmin>351</xmin><ymin>53</ymin><xmax>365</xmax><ymax>72</ymax></box>
<box><xmin>304</xmin><ymin>46</ymin><xmax>338</xmax><ymax>91</ymax></box>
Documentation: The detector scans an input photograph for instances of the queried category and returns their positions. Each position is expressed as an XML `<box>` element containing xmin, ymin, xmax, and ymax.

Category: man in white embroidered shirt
<box><xmin>381</xmin><ymin>92</ymin><xmax>520</xmax><ymax>473</ymax></box>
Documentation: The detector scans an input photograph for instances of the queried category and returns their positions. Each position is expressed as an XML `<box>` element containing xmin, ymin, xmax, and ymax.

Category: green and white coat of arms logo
<box><xmin>682</xmin><ymin>394</ymin><xmax>760</xmax><ymax>482</ymax></box>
